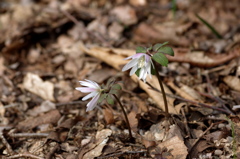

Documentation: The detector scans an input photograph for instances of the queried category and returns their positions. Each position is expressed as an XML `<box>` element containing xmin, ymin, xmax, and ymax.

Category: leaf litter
<box><xmin>0</xmin><ymin>0</ymin><xmax>240</xmax><ymax>158</ymax></box>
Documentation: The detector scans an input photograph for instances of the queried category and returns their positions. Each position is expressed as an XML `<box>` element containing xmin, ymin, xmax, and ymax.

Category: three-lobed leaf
<box><xmin>152</xmin><ymin>53</ymin><xmax>169</xmax><ymax>67</ymax></box>
<box><xmin>157</xmin><ymin>46</ymin><xmax>174</xmax><ymax>56</ymax></box>
<box><xmin>98</xmin><ymin>93</ymin><xmax>108</xmax><ymax>103</ymax></box>
<box><xmin>136</xmin><ymin>46</ymin><xmax>147</xmax><ymax>53</ymax></box>
<box><xmin>112</xmin><ymin>84</ymin><xmax>121</xmax><ymax>90</ymax></box>
<box><xmin>153</xmin><ymin>42</ymin><xmax>169</xmax><ymax>52</ymax></box>
<box><xmin>106</xmin><ymin>95</ymin><xmax>114</xmax><ymax>105</ymax></box>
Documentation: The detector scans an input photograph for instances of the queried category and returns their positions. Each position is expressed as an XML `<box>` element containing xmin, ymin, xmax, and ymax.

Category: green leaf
<box><xmin>109</xmin><ymin>89</ymin><xmax>118</xmax><ymax>95</ymax></box>
<box><xmin>153</xmin><ymin>42</ymin><xmax>169</xmax><ymax>51</ymax></box>
<box><xmin>112</xmin><ymin>84</ymin><xmax>121</xmax><ymax>90</ymax></box>
<box><xmin>136</xmin><ymin>46</ymin><xmax>147</xmax><ymax>53</ymax></box>
<box><xmin>106</xmin><ymin>95</ymin><xmax>114</xmax><ymax>105</ymax></box>
<box><xmin>195</xmin><ymin>13</ymin><xmax>222</xmax><ymax>39</ymax></box>
<box><xmin>106</xmin><ymin>77</ymin><xmax>115</xmax><ymax>88</ymax></box>
<box><xmin>152</xmin><ymin>53</ymin><xmax>169</xmax><ymax>67</ymax></box>
<box><xmin>98</xmin><ymin>93</ymin><xmax>107</xmax><ymax>103</ymax></box>
<box><xmin>157</xmin><ymin>46</ymin><xmax>174</xmax><ymax>56</ymax></box>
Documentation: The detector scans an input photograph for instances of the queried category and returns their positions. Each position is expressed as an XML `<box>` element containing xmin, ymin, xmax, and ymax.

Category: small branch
<box><xmin>152</xmin><ymin>60</ymin><xmax>169</xmax><ymax>116</ymax></box>
<box><xmin>188</xmin><ymin>123</ymin><xmax>214</xmax><ymax>153</ymax></box>
<box><xmin>8</xmin><ymin>133</ymin><xmax>49</xmax><ymax>138</ymax></box>
<box><xmin>96</xmin><ymin>150</ymin><xmax>147</xmax><ymax>158</ymax></box>
<box><xmin>45</xmin><ymin>143</ymin><xmax>59</xmax><ymax>159</ymax></box>
<box><xmin>0</xmin><ymin>132</ymin><xmax>13</xmax><ymax>155</ymax></box>
<box><xmin>113</xmin><ymin>94</ymin><xmax>133</xmax><ymax>140</ymax></box>
<box><xmin>6</xmin><ymin>152</ymin><xmax>44</xmax><ymax>159</ymax></box>
<box><xmin>146</xmin><ymin>82</ymin><xmax>231</xmax><ymax>114</ymax></box>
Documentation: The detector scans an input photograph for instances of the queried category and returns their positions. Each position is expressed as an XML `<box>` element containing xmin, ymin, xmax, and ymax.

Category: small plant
<box><xmin>76</xmin><ymin>78</ymin><xmax>133</xmax><ymax>139</ymax></box>
<box><xmin>122</xmin><ymin>42</ymin><xmax>174</xmax><ymax>115</ymax></box>
<box><xmin>76</xmin><ymin>42</ymin><xmax>174</xmax><ymax>140</ymax></box>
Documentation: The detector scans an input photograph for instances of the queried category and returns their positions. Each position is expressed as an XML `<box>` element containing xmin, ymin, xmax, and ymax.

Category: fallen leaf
<box><xmin>157</xmin><ymin>136</ymin><xmax>188</xmax><ymax>159</ymax></box>
<box><xmin>17</xmin><ymin>109</ymin><xmax>61</xmax><ymax>130</ymax></box>
<box><xmin>133</xmin><ymin>22</ymin><xmax>189</xmax><ymax>46</ymax></box>
<box><xmin>111</xmin><ymin>5</ymin><xmax>138</xmax><ymax>26</ymax></box>
<box><xmin>223</xmin><ymin>76</ymin><xmax>240</xmax><ymax>92</ymax></box>
<box><xmin>127</xmin><ymin>111</ymin><xmax>138</xmax><ymax>132</ymax></box>
<box><xmin>23</xmin><ymin>73</ymin><xmax>55</xmax><ymax>101</ymax></box>
<box><xmin>83</xmin><ymin>129</ymin><xmax>112</xmax><ymax>159</ymax></box>
<box><xmin>27</xmin><ymin>100</ymin><xmax>56</xmax><ymax>116</ymax></box>
<box><xmin>103</xmin><ymin>107</ymin><xmax>115</xmax><ymax>125</ymax></box>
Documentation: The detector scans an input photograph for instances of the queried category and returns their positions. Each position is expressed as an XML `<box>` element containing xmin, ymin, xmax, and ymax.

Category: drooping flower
<box><xmin>75</xmin><ymin>79</ymin><xmax>102</xmax><ymax>111</ymax></box>
<box><xmin>122</xmin><ymin>53</ymin><xmax>153</xmax><ymax>82</ymax></box>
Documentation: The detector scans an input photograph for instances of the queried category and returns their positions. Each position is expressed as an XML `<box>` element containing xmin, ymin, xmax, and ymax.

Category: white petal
<box><xmin>146</xmin><ymin>64</ymin><xmax>152</xmax><ymax>78</ymax></box>
<box><xmin>139</xmin><ymin>67</ymin><xmax>145</xmax><ymax>79</ymax></box>
<box><xmin>86</xmin><ymin>93</ymin><xmax>100</xmax><ymax>111</ymax></box>
<box><xmin>82</xmin><ymin>91</ymin><xmax>98</xmax><ymax>101</ymax></box>
<box><xmin>85</xmin><ymin>79</ymin><xmax>100</xmax><ymax>89</ymax></box>
<box><xmin>132</xmin><ymin>53</ymin><xmax>145</xmax><ymax>59</ymax></box>
<box><xmin>124</xmin><ymin>55</ymin><xmax>134</xmax><ymax>60</ymax></box>
<box><xmin>76</xmin><ymin>87</ymin><xmax>96</xmax><ymax>93</ymax></box>
<box><xmin>122</xmin><ymin>58</ymin><xmax>138</xmax><ymax>71</ymax></box>
<box><xmin>142</xmin><ymin>71</ymin><xmax>148</xmax><ymax>82</ymax></box>
<box><xmin>130</xmin><ymin>65</ymin><xmax>138</xmax><ymax>76</ymax></box>
<box><xmin>79</xmin><ymin>81</ymin><xmax>96</xmax><ymax>88</ymax></box>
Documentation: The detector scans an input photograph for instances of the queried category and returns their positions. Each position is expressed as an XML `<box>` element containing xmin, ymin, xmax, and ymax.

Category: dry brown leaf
<box><xmin>223</xmin><ymin>76</ymin><xmax>240</xmax><ymax>92</ymax></box>
<box><xmin>0</xmin><ymin>57</ymin><xmax>6</xmax><ymax>76</ymax></box>
<box><xmin>79</xmin><ymin>44</ymin><xmax>177</xmax><ymax>114</ymax></box>
<box><xmin>127</xmin><ymin>111</ymin><xmax>138</xmax><ymax>132</ymax></box>
<box><xmin>103</xmin><ymin>107</ymin><xmax>115</xmax><ymax>125</ymax></box>
<box><xmin>133</xmin><ymin>22</ymin><xmax>189</xmax><ymax>46</ymax></box>
<box><xmin>27</xmin><ymin>100</ymin><xmax>56</xmax><ymax>117</ymax></box>
<box><xmin>157</xmin><ymin>136</ymin><xmax>188</xmax><ymax>159</ymax></box>
<box><xmin>83</xmin><ymin>129</ymin><xmax>112</xmax><ymax>159</ymax></box>
<box><xmin>88</xmin><ymin>68</ymin><xmax>116</xmax><ymax>83</ymax></box>
<box><xmin>90</xmin><ymin>46</ymin><xmax>240</xmax><ymax>68</ymax></box>
<box><xmin>23</xmin><ymin>73</ymin><xmax>55</xmax><ymax>101</ymax></box>
<box><xmin>129</xmin><ymin>0</ymin><xmax>146</xmax><ymax>6</ymax></box>
<box><xmin>111</xmin><ymin>5</ymin><xmax>138</xmax><ymax>26</ymax></box>
<box><xmin>17</xmin><ymin>109</ymin><xmax>61</xmax><ymax>130</ymax></box>
<box><xmin>168</xmin><ymin>81</ymin><xmax>196</xmax><ymax>101</ymax></box>
<box><xmin>180</xmin><ymin>83</ymin><xmax>203</xmax><ymax>102</ymax></box>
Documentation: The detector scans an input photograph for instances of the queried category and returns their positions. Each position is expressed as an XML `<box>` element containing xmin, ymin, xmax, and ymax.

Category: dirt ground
<box><xmin>0</xmin><ymin>0</ymin><xmax>240</xmax><ymax>158</ymax></box>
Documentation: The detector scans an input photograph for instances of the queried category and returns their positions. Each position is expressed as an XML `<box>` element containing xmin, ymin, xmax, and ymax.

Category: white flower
<box><xmin>122</xmin><ymin>53</ymin><xmax>153</xmax><ymax>82</ymax></box>
<box><xmin>75</xmin><ymin>79</ymin><xmax>102</xmax><ymax>112</ymax></box>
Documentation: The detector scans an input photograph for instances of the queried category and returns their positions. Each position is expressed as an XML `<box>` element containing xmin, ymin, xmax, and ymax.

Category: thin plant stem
<box><xmin>113</xmin><ymin>94</ymin><xmax>133</xmax><ymax>139</ymax></box>
<box><xmin>152</xmin><ymin>60</ymin><xmax>169</xmax><ymax>116</ymax></box>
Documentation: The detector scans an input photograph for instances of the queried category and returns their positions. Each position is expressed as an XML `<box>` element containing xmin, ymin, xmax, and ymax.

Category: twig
<box><xmin>180</xmin><ymin>108</ymin><xmax>191</xmax><ymax>138</ymax></box>
<box><xmin>0</xmin><ymin>103</ymin><xmax>19</xmax><ymax>109</ymax></box>
<box><xmin>0</xmin><ymin>132</ymin><xmax>14</xmax><ymax>155</ymax></box>
<box><xmin>8</xmin><ymin>133</ymin><xmax>49</xmax><ymax>138</ymax></box>
<box><xmin>204</xmin><ymin>74</ymin><xmax>234</xmax><ymax>115</ymax></box>
<box><xmin>6</xmin><ymin>152</ymin><xmax>44</xmax><ymax>159</ymax></box>
<box><xmin>96</xmin><ymin>150</ymin><xmax>147</xmax><ymax>158</ymax></box>
<box><xmin>45</xmin><ymin>143</ymin><xmax>59</xmax><ymax>159</ymax></box>
<box><xmin>146</xmin><ymin>82</ymin><xmax>231</xmax><ymax>114</ymax></box>
<box><xmin>188</xmin><ymin>123</ymin><xmax>214</xmax><ymax>152</ymax></box>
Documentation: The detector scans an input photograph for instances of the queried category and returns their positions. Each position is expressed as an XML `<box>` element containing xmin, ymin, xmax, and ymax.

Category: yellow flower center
<box><xmin>137</xmin><ymin>56</ymin><xmax>145</xmax><ymax>68</ymax></box>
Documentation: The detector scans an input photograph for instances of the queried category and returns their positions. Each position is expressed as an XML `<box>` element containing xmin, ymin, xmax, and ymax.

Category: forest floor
<box><xmin>0</xmin><ymin>0</ymin><xmax>240</xmax><ymax>158</ymax></box>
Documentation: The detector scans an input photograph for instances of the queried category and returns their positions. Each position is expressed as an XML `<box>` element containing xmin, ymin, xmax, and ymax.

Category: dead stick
<box><xmin>188</xmin><ymin>123</ymin><xmax>214</xmax><ymax>152</ymax></box>
<box><xmin>0</xmin><ymin>132</ymin><xmax>13</xmax><ymax>155</ymax></box>
<box><xmin>146</xmin><ymin>82</ymin><xmax>231</xmax><ymax>114</ymax></box>
<box><xmin>8</xmin><ymin>133</ymin><xmax>49</xmax><ymax>138</ymax></box>
<box><xmin>6</xmin><ymin>152</ymin><xmax>44</xmax><ymax>159</ymax></box>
